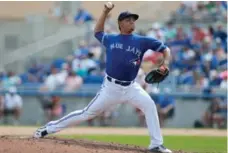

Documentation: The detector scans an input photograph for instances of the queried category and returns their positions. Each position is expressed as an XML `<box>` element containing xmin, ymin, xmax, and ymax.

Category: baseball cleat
<box><xmin>149</xmin><ymin>145</ymin><xmax>172</xmax><ymax>153</ymax></box>
<box><xmin>33</xmin><ymin>126</ymin><xmax>48</xmax><ymax>138</ymax></box>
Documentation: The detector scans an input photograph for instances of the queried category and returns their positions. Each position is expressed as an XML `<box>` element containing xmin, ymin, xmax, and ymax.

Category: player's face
<box><xmin>119</xmin><ymin>17</ymin><xmax>136</xmax><ymax>34</ymax></box>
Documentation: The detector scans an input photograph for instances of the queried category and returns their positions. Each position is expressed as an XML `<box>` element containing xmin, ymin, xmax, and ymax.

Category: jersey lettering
<box><xmin>126</xmin><ymin>46</ymin><xmax>141</xmax><ymax>57</ymax></box>
<box><xmin>110</xmin><ymin>43</ymin><xmax>123</xmax><ymax>50</ymax></box>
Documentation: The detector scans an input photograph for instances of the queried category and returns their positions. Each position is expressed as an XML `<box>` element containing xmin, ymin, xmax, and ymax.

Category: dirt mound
<box><xmin>0</xmin><ymin>136</ymin><xmax>187</xmax><ymax>153</ymax></box>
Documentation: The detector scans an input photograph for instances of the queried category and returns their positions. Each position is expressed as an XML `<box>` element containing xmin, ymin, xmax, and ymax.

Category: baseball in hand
<box><xmin>105</xmin><ymin>2</ymin><xmax>113</xmax><ymax>9</ymax></box>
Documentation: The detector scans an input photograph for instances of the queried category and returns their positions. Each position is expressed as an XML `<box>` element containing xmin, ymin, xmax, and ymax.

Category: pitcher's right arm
<box><xmin>94</xmin><ymin>3</ymin><xmax>114</xmax><ymax>46</ymax></box>
<box><xmin>94</xmin><ymin>3</ymin><xmax>114</xmax><ymax>33</ymax></box>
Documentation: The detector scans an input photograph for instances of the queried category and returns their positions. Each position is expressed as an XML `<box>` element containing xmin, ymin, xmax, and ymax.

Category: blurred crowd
<box><xmin>1</xmin><ymin>20</ymin><xmax>227</xmax><ymax>91</ymax></box>
<box><xmin>142</xmin><ymin>21</ymin><xmax>227</xmax><ymax>90</ymax></box>
<box><xmin>0</xmin><ymin>1</ymin><xmax>227</xmax><ymax>91</ymax></box>
<box><xmin>0</xmin><ymin>40</ymin><xmax>104</xmax><ymax>92</ymax></box>
<box><xmin>174</xmin><ymin>1</ymin><xmax>227</xmax><ymax>22</ymax></box>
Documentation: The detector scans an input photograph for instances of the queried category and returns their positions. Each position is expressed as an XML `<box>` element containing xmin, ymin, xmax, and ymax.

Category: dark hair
<box><xmin>88</xmin><ymin>52</ymin><xmax>94</xmax><ymax>58</ymax></box>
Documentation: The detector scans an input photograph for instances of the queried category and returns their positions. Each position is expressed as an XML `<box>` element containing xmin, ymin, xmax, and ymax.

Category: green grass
<box><xmin>61</xmin><ymin>135</ymin><xmax>227</xmax><ymax>153</ymax></box>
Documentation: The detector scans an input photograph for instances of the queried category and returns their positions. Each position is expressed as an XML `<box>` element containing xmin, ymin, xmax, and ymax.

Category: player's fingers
<box><xmin>160</xmin><ymin>65</ymin><xmax>169</xmax><ymax>73</ymax></box>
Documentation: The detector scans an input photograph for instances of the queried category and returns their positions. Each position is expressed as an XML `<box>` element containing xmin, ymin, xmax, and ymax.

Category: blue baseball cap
<box><xmin>118</xmin><ymin>11</ymin><xmax>139</xmax><ymax>21</ymax></box>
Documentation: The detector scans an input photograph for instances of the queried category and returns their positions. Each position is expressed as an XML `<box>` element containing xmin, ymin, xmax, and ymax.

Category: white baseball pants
<box><xmin>46</xmin><ymin>76</ymin><xmax>163</xmax><ymax>148</ymax></box>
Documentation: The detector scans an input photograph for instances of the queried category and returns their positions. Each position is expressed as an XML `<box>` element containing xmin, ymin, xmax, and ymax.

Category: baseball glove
<box><xmin>145</xmin><ymin>66</ymin><xmax>169</xmax><ymax>84</ymax></box>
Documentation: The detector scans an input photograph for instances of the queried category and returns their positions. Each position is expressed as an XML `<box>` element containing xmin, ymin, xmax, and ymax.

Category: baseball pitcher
<box><xmin>34</xmin><ymin>2</ymin><xmax>171</xmax><ymax>153</ymax></box>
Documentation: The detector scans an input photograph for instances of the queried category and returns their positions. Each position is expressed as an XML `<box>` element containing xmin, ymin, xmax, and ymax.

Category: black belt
<box><xmin>107</xmin><ymin>76</ymin><xmax>132</xmax><ymax>86</ymax></box>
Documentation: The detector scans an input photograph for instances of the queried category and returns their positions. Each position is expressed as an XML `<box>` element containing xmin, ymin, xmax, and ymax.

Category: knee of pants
<box><xmin>82</xmin><ymin>110</ymin><xmax>99</xmax><ymax>120</ymax></box>
<box><xmin>143</xmin><ymin>100</ymin><xmax>157</xmax><ymax>113</ymax></box>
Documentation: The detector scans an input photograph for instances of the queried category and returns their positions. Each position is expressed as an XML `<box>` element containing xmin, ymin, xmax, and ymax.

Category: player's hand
<box><xmin>104</xmin><ymin>2</ymin><xmax>114</xmax><ymax>14</ymax></box>
<box><xmin>159</xmin><ymin>65</ymin><xmax>169</xmax><ymax>74</ymax></box>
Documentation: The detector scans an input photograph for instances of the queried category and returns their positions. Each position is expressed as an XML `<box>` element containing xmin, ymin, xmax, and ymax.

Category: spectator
<box><xmin>212</xmin><ymin>98</ymin><xmax>227</xmax><ymax>128</ymax></box>
<box><xmin>74</xmin><ymin>8</ymin><xmax>93</xmax><ymax>24</ymax></box>
<box><xmin>40</xmin><ymin>67</ymin><xmax>60</xmax><ymax>91</ymax></box>
<box><xmin>8</xmin><ymin>71</ymin><xmax>22</xmax><ymax>86</ymax></box>
<box><xmin>214</xmin><ymin>40</ymin><xmax>226</xmax><ymax>61</ymax></box>
<box><xmin>73</xmin><ymin>41</ymin><xmax>87</xmax><ymax>75</ymax></box>
<box><xmin>27</xmin><ymin>62</ymin><xmax>45</xmax><ymax>83</ymax></box>
<box><xmin>201</xmin><ymin>97</ymin><xmax>227</xmax><ymax>128</ymax></box>
<box><xmin>164</xmin><ymin>21</ymin><xmax>176</xmax><ymax>41</ymax></box>
<box><xmin>176</xmin><ymin>2</ymin><xmax>187</xmax><ymax>15</ymax></box>
<box><xmin>72</xmin><ymin>51</ymin><xmax>99</xmax><ymax>78</ymax></box>
<box><xmin>176</xmin><ymin>26</ymin><xmax>188</xmax><ymax>40</ymax></box>
<box><xmin>74</xmin><ymin>40</ymin><xmax>90</xmax><ymax>58</ymax></box>
<box><xmin>177</xmin><ymin>69</ymin><xmax>195</xmax><ymax>85</ymax></box>
<box><xmin>72</xmin><ymin>56</ymin><xmax>81</xmax><ymax>75</ymax></box>
<box><xmin>214</xmin><ymin>23</ymin><xmax>227</xmax><ymax>52</ymax></box>
<box><xmin>156</xmin><ymin>88</ymin><xmax>175</xmax><ymax>127</ymax></box>
<box><xmin>200</xmin><ymin>49</ymin><xmax>219</xmax><ymax>78</ymax></box>
<box><xmin>146</xmin><ymin>23</ymin><xmax>165</xmax><ymax>42</ymax></box>
<box><xmin>176</xmin><ymin>46</ymin><xmax>196</xmax><ymax>70</ymax></box>
<box><xmin>50</xmin><ymin>96</ymin><xmax>64</xmax><ymax>120</ymax></box>
<box><xmin>88</xmin><ymin>43</ymin><xmax>103</xmax><ymax>61</ymax></box>
<box><xmin>80</xmin><ymin>53</ymin><xmax>99</xmax><ymax>76</ymax></box>
<box><xmin>191</xmin><ymin>25</ymin><xmax>206</xmax><ymax>42</ymax></box>
<box><xmin>208</xmin><ymin>70</ymin><xmax>222</xmax><ymax>87</ymax></box>
<box><xmin>200</xmin><ymin>36</ymin><xmax>213</xmax><ymax>53</ymax></box>
<box><xmin>2</xmin><ymin>71</ymin><xmax>22</xmax><ymax>89</ymax></box>
<box><xmin>56</xmin><ymin>63</ymin><xmax>70</xmax><ymax>86</ymax></box>
<box><xmin>64</xmin><ymin>71</ymin><xmax>83</xmax><ymax>92</ymax></box>
<box><xmin>0</xmin><ymin>87</ymin><xmax>23</xmax><ymax>125</ymax></box>
<box><xmin>38</xmin><ymin>96</ymin><xmax>64</xmax><ymax>122</ymax></box>
<box><xmin>195</xmin><ymin>72</ymin><xmax>209</xmax><ymax>89</ymax></box>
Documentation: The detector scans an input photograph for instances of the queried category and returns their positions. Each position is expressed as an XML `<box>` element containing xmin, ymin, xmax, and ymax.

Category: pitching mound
<box><xmin>0</xmin><ymin>136</ymin><xmax>186</xmax><ymax>153</ymax></box>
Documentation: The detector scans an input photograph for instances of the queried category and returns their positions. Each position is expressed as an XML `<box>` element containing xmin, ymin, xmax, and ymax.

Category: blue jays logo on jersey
<box><xmin>130</xmin><ymin>58</ymin><xmax>141</xmax><ymax>66</ymax></box>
